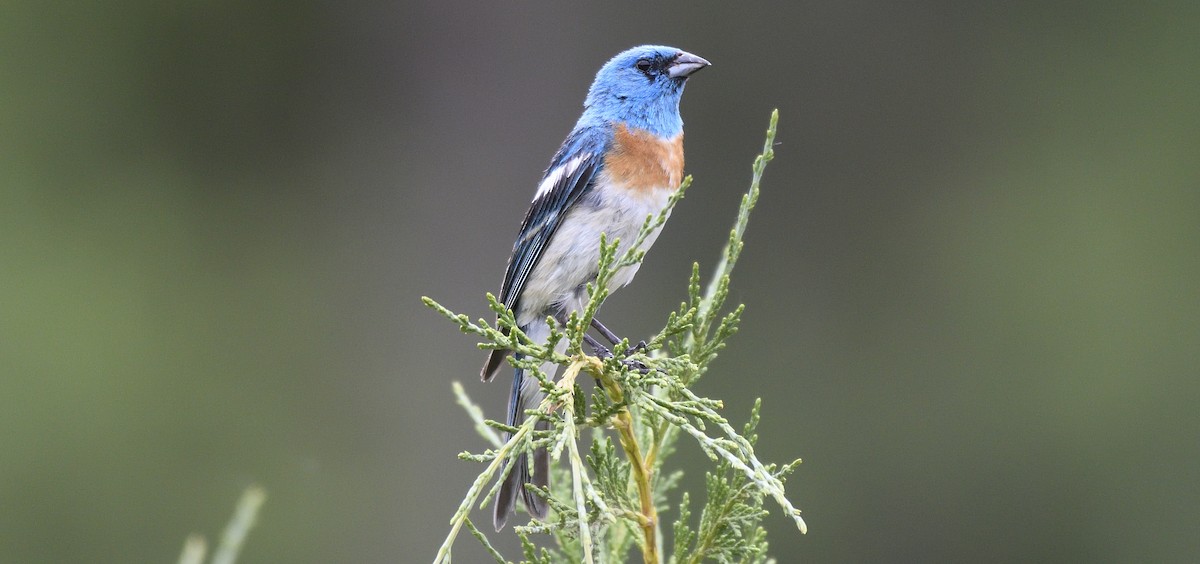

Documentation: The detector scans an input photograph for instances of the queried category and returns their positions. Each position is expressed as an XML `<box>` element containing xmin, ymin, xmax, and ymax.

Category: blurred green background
<box><xmin>3</xmin><ymin>1</ymin><xmax>1198</xmax><ymax>562</ymax></box>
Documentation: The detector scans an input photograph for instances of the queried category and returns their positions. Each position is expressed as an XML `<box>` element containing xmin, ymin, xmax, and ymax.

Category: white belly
<box><xmin>516</xmin><ymin>185</ymin><xmax>673</xmax><ymax>326</ymax></box>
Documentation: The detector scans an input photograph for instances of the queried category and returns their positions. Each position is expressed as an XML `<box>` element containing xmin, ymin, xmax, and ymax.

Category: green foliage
<box><xmin>177</xmin><ymin>486</ymin><xmax>266</xmax><ymax>564</ymax></box>
<box><xmin>426</xmin><ymin>110</ymin><xmax>804</xmax><ymax>564</ymax></box>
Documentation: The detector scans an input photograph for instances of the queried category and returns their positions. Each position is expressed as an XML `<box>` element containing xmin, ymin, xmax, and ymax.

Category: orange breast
<box><xmin>603</xmin><ymin>124</ymin><xmax>684</xmax><ymax>194</ymax></box>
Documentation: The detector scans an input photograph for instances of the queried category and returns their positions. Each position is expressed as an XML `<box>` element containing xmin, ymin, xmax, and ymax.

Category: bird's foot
<box><xmin>621</xmin><ymin>358</ymin><xmax>651</xmax><ymax>374</ymax></box>
<box><xmin>584</xmin><ymin>335</ymin><xmax>651</xmax><ymax>373</ymax></box>
<box><xmin>588</xmin><ymin>342</ymin><xmax>613</xmax><ymax>359</ymax></box>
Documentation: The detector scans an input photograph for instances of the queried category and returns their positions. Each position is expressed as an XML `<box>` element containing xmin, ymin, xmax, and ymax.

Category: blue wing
<box><xmin>499</xmin><ymin>128</ymin><xmax>608</xmax><ymax>312</ymax></box>
<box><xmin>481</xmin><ymin>127</ymin><xmax>608</xmax><ymax>382</ymax></box>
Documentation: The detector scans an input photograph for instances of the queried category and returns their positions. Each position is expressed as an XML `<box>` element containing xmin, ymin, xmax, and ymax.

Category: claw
<box><xmin>583</xmin><ymin>333</ymin><xmax>613</xmax><ymax>358</ymax></box>
<box><xmin>581</xmin><ymin>321</ymin><xmax>658</xmax><ymax>373</ymax></box>
<box><xmin>621</xmin><ymin>358</ymin><xmax>651</xmax><ymax>374</ymax></box>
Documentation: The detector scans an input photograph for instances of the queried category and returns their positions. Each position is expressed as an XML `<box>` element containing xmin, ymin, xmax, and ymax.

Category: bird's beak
<box><xmin>668</xmin><ymin>51</ymin><xmax>711</xmax><ymax>79</ymax></box>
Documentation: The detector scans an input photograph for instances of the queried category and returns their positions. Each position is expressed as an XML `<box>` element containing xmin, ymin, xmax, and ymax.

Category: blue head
<box><xmin>578</xmin><ymin>45</ymin><xmax>710</xmax><ymax>138</ymax></box>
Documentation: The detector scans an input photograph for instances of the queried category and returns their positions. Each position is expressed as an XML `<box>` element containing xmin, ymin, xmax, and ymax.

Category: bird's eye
<box><xmin>635</xmin><ymin>59</ymin><xmax>652</xmax><ymax>73</ymax></box>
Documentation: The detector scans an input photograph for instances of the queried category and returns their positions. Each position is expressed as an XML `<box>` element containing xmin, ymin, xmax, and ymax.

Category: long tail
<box><xmin>494</xmin><ymin>361</ymin><xmax>549</xmax><ymax>531</ymax></box>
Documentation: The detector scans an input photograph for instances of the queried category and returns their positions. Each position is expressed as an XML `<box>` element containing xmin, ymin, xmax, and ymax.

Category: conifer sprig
<box><xmin>427</xmin><ymin>110</ymin><xmax>803</xmax><ymax>564</ymax></box>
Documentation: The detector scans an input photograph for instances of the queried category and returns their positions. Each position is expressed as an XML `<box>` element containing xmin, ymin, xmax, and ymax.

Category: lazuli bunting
<box><xmin>481</xmin><ymin>45</ymin><xmax>709</xmax><ymax>530</ymax></box>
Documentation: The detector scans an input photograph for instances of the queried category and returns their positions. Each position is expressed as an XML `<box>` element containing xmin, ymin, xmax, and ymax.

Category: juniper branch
<box><xmin>427</xmin><ymin>109</ymin><xmax>804</xmax><ymax>564</ymax></box>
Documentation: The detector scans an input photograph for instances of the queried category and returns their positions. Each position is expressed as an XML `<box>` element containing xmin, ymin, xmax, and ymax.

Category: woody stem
<box><xmin>592</xmin><ymin>362</ymin><xmax>658</xmax><ymax>564</ymax></box>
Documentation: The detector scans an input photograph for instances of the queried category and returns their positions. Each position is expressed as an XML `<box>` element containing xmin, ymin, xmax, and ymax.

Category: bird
<box><xmin>481</xmin><ymin>45</ymin><xmax>709</xmax><ymax>531</ymax></box>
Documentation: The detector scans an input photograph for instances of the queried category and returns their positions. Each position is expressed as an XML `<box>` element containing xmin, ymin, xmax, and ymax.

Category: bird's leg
<box><xmin>589</xmin><ymin>317</ymin><xmax>651</xmax><ymax>374</ymax></box>
<box><xmin>559</xmin><ymin>313</ymin><xmax>650</xmax><ymax>372</ymax></box>
<box><xmin>591</xmin><ymin>317</ymin><xmax>648</xmax><ymax>356</ymax></box>
<box><xmin>583</xmin><ymin>333</ymin><xmax>612</xmax><ymax>359</ymax></box>
<box><xmin>585</xmin><ymin>331</ymin><xmax>650</xmax><ymax>374</ymax></box>
<box><xmin>554</xmin><ymin>311</ymin><xmax>613</xmax><ymax>358</ymax></box>
<box><xmin>591</xmin><ymin>317</ymin><xmax>621</xmax><ymax>346</ymax></box>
